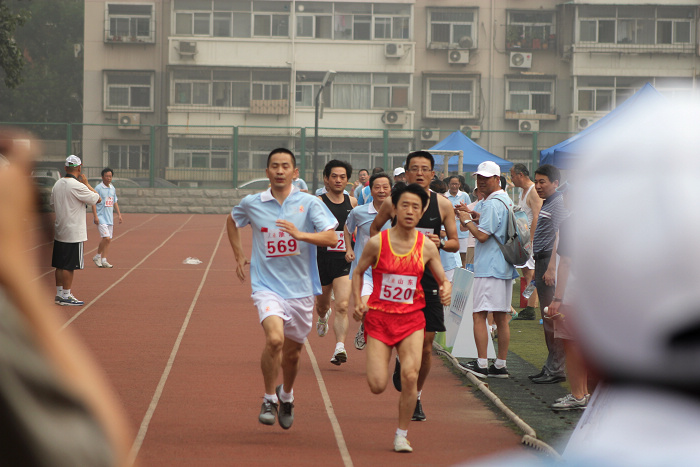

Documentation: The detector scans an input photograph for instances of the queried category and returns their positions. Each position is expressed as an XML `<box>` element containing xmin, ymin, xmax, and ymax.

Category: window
<box><xmin>507</xmin><ymin>80</ymin><xmax>554</xmax><ymax>114</ymax></box>
<box><xmin>105</xmin><ymin>72</ymin><xmax>153</xmax><ymax>111</ymax></box>
<box><xmin>173</xmin><ymin>70</ymin><xmax>211</xmax><ymax>105</ymax></box>
<box><xmin>107</xmin><ymin>143</ymin><xmax>150</xmax><ymax>170</ymax></box>
<box><xmin>426</xmin><ymin>78</ymin><xmax>475</xmax><ymax>118</ymax></box>
<box><xmin>576</xmin><ymin>76</ymin><xmax>694</xmax><ymax>112</ymax></box>
<box><xmin>506</xmin><ymin>10</ymin><xmax>555</xmax><ymax>49</ymax></box>
<box><xmin>295</xmin><ymin>72</ymin><xmax>330</xmax><ymax>107</ymax></box>
<box><xmin>174</xmin><ymin>0</ymin><xmax>254</xmax><ymax>38</ymax></box>
<box><xmin>295</xmin><ymin>2</ymin><xmax>332</xmax><ymax>39</ymax></box>
<box><xmin>106</xmin><ymin>3</ymin><xmax>155</xmax><ymax>43</ymax></box>
<box><xmin>253</xmin><ymin>1</ymin><xmax>289</xmax><ymax>38</ymax></box>
<box><xmin>172</xmin><ymin>138</ymin><xmax>231</xmax><ymax>169</ymax></box>
<box><xmin>330</xmin><ymin>73</ymin><xmax>410</xmax><ymax>110</ymax></box>
<box><xmin>578</xmin><ymin>5</ymin><xmax>694</xmax><ymax>46</ymax></box>
<box><xmin>428</xmin><ymin>9</ymin><xmax>476</xmax><ymax>49</ymax></box>
<box><xmin>373</xmin><ymin>4</ymin><xmax>410</xmax><ymax>40</ymax></box>
<box><xmin>334</xmin><ymin>3</ymin><xmax>371</xmax><ymax>40</ymax></box>
<box><xmin>372</xmin><ymin>74</ymin><xmax>409</xmax><ymax>108</ymax></box>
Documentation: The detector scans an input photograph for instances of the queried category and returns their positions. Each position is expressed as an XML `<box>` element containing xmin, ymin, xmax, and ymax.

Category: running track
<box><xmin>32</xmin><ymin>213</ymin><xmax>526</xmax><ymax>466</ymax></box>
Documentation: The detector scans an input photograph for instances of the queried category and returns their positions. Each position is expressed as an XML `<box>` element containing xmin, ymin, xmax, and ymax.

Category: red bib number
<box><xmin>380</xmin><ymin>273</ymin><xmax>417</xmax><ymax>304</ymax></box>
<box><xmin>263</xmin><ymin>228</ymin><xmax>299</xmax><ymax>257</ymax></box>
<box><xmin>327</xmin><ymin>231</ymin><xmax>345</xmax><ymax>252</ymax></box>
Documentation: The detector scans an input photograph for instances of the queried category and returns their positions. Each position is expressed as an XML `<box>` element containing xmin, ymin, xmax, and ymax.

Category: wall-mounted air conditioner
<box><xmin>382</xmin><ymin>110</ymin><xmax>407</xmax><ymax>126</ymax></box>
<box><xmin>448</xmin><ymin>49</ymin><xmax>469</xmax><ymax>65</ymax></box>
<box><xmin>178</xmin><ymin>41</ymin><xmax>197</xmax><ymax>56</ymax></box>
<box><xmin>518</xmin><ymin>119</ymin><xmax>539</xmax><ymax>135</ymax></box>
<box><xmin>510</xmin><ymin>51</ymin><xmax>532</xmax><ymax>69</ymax></box>
<box><xmin>577</xmin><ymin>116</ymin><xmax>597</xmax><ymax>131</ymax></box>
<box><xmin>384</xmin><ymin>43</ymin><xmax>406</xmax><ymax>58</ymax></box>
<box><xmin>460</xmin><ymin>125</ymin><xmax>481</xmax><ymax>139</ymax></box>
<box><xmin>420</xmin><ymin>128</ymin><xmax>439</xmax><ymax>142</ymax></box>
<box><xmin>118</xmin><ymin>113</ymin><xmax>140</xmax><ymax>130</ymax></box>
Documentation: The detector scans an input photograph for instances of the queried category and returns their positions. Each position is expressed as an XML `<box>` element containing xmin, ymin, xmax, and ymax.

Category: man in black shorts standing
<box><xmin>315</xmin><ymin>160</ymin><xmax>358</xmax><ymax>365</ymax></box>
<box><xmin>370</xmin><ymin>151</ymin><xmax>459</xmax><ymax>421</ymax></box>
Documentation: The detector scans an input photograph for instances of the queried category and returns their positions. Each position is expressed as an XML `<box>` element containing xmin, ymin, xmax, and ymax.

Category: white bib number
<box><xmin>105</xmin><ymin>196</ymin><xmax>114</xmax><ymax>207</ymax></box>
<box><xmin>381</xmin><ymin>273</ymin><xmax>418</xmax><ymax>304</ymax></box>
<box><xmin>416</xmin><ymin>227</ymin><xmax>433</xmax><ymax>237</ymax></box>
<box><xmin>327</xmin><ymin>231</ymin><xmax>345</xmax><ymax>252</ymax></box>
<box><xmin>263</xmin><ymin>228</ymin><xmax>299</xmax><ymax>257</ymax></box>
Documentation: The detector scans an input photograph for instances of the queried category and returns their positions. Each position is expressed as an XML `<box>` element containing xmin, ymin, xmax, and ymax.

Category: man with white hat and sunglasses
<box><xmin>50</xmin><ymin>155</ymin><xmax>101</xmax><ymax>306</ymax></box>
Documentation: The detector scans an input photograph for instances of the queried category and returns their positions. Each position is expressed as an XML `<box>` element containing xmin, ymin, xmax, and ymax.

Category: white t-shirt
<box><xmin>50</xmin><ymin>177</ymin><xmax>100</xmax><ymax>243</ymax></box>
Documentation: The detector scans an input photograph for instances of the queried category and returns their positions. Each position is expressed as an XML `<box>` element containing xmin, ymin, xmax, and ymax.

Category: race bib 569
<box><xmin>262</xmin><ymin>228</ymin><xmax>299</xmax><ymax>257</ymax></box>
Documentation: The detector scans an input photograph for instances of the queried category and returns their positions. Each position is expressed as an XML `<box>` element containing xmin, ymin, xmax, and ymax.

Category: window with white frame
<box><xmin>295</xmin><ymin>72</ymin><xmax>330</xmax><ymax>107</ymax></box>
<box><xmin>373</xmin><ymin>4</ymin><xmax>410</xmax><ymax>40</ymax></box>
<box><xmin>334</xmin><ymin>3</ymin><xmax>371</xmax><ymax>40</ymax></box>
<box><xmin>251</xmin><ymin>70</ymin><xmax>289</xmax><ymax>100</ymax></box>
<box><xmin>106</xmin><ymin>3</ymin><xmax>155</xmax><ymax>43</ymax></box>
<box><xmin>576</xmin><ymin>76</ymin><xmax>694</xmax><ymax>111</ymax></box>
<box><xmin>428</xmin><ymin>9</ymin><xmax>476</xmax><ymax>49</ymax></box>
<box><xmin>253</xmin><ymin>1</ymin><xmax>290</xmax><ymax>38</ymax></box>
<box><xmin>172</xmin><ymin>137</ymin><xmax>231</xmax><ymax>169</ymax></box>
<box><xmin>506</xmin><ymin>10</ymin><xmax>555</xmax><ymax>48</ymax></box>
<box><xmin>331</xmin><ymin>73</ymin><xmax>410</xmax><ymax>110</ymax></box>
<box><xmin>507</xmin><ymin>79</ymin><xmax>554</xmax><ymax>114</ymax></box>
<box><xmin>578</xmin><ymin>5</ymin><xmax>694</xmax><ymax>46</ymax></box>
<box><xmin>107</xmin><ymin>143</ymin><xmax>150</xmax><ymax>170</ymax></box>
<box><xmin>426</xmin><ymin>77</ymin><xmax>476</xmax><ymax>118</ymax></box>
<box><xmin>105</xmin><ymin>71</ymin><xmax>153</xmax><ymax>111</ymax></box>
<box><xmin>296</xmin><ymin>3</ymin><xmax>332</xmax><ymax>39</ymax></box>
<box><xmin>174</xmin><ymin>69</ymin><xmax>211</xmax><ymax>105</ymax></box>
<box><xmin>372</xmin><ymin>74</ymin><xmax>409</xmax><ymax>108</ymax></box>
<box><xmin>174</xmin><ymin>0</ymin><xmax>255</xmax><ymax>38</ymax></box>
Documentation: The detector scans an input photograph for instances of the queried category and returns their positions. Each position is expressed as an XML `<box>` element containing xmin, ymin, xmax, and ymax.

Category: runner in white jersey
<box><xmin>91</xmin><ymin>167</ymin><xmax>123</xmax><ymax>269</ymax></box>
<box><xmin>226</xmin><ymin>148</ymin><xmax>337</xmax><ymax>430</ymax></box>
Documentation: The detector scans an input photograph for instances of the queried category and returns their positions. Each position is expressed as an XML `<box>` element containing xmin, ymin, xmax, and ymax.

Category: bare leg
<box><xmin>564</xmin><ymin>339</ymin><xmax>588</xmax><ymax>399</ymax></box>
<box><xmin>331</xmin><ymin>276</ymin><xmax>351</xmax><ymax>344</ymax></box>
<box><xmin>260</xmin><ymin>316</ymin><xmax>285</xmax><ymax>394</ymax></box>
<box><xmin>523</xmin><ymin>267</ymin><xmax>538</xmax><ymax>308</ymax></box>
<box><xmin>492</xmin><ymin>312</ymin><xmax>510</xmax><ymax>360</ymax></box>
<box><xmin>98</xmin><ymin>236</ymin><xmax>111</xmax><ymax>257</ymax></box>
<box><xmin>473</xmin><ymin>311</ymin><xmax>489</xmax><ymax>359</ymax></box>
<box><xmin>315</xmin><ymin>284</ymin><xmax>333</xmax><ymax>318</ymax></box>
<box><xmin>396</xmin><ymin>330</ymin><xmax>423</xmax><ymax>430</ymax></box>
<box><xmin>281</xmin><ymin>338</ymin><xmax>304</xmax><ymax>394</ymax></box>
<box><xmin>365</xmin><ymin>336</ymin><xmax>392</xmax><ymax>394</ymax></box>
<box><xmin>61</xmin><ymin>269</ymin><xmax>75</xmax><ymax>290</ymax></box>
<box><xmin>416</xmin><ymin>331</ymin><xmax>435</xmax><ymax>392</ymax></box>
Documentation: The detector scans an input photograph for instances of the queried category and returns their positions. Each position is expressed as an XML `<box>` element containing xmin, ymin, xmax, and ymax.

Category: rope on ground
<box><xmin>433</xmin><ymin>342</ymin><xmax>562</xmax><ymax>459</ymax></box>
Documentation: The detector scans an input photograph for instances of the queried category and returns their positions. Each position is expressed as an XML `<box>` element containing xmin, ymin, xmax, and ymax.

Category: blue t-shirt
<box><xmin>473</xmin><ymin>190</ymin><xmax>517</xmax><ymax>280</ymax></box>
<box><xmin>232</xmin><ymin>188</ymin><xmax>338</xmax><ymax>298</ymax></box>
<box><xmin>346</xmin><ymin>202</ymin><xmax>390</xmax><ymax>283</ymax></box>
<box><xmin>357</xmin><ymin>184</ymin><xmax>372</xmax><ymax>205</ymax></box>
<box><xmin>292</xmin><ymin>178</ymin><xmax>308</xmax><ymax>191</ymax></box>
<box><xmin>95</xmin><ymin>182</ymin><xmax>117</xmax><ymax>225</ymax></box>
<box><xmin>446</xmin><ymin>191</ymin><xmax>471</xmax><ymax>239</ymax></box>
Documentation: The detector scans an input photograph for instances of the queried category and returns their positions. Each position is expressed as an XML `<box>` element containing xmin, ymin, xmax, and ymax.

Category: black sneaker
<box><xmin>275</xmin><ymin>385</ymin><xmax>294</xmax><ymax>430</ymax></box>
<box><xmin>487</xmin><ymin>364</ymin><xmax>509</xmax><ymax>378</ymax></box>
<box><xmin>462</xmin><ymin>361</ymin><xmax>487</xmax><ymax>379</ymax></box>
<box><xmin>411</xmin><ymin>399</ymin><xmax>426</xmax><ymax>421</ymax></box>
<box><xmin>258</xmin><ymin>399</ymin><xmax>278</xmax><ymax>425</ymax></box>
<box><xmin>392</xmin><ymin>357</ymin><xmax>402</xmax><ymax>392</ymax></box>
<box><xmin>513</xmin><ymin>306</ymin><xmax>536</xmax><ymax>320</ymax></box>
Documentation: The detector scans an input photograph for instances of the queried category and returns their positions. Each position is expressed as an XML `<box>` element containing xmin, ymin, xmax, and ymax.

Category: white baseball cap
<box><xmin>393</xmin><ymin>167</ymin><xmax>405</xmax><ymax>177</ymax></box>
<box><xmin>65</xmin><ymin>155</ymin><xmax>82</xmax><ymax>167</ymax></box>
<box><xmin>473</xmin><ymin>161</ymin><xmax>500</xmax><ymax>178</ymax></box>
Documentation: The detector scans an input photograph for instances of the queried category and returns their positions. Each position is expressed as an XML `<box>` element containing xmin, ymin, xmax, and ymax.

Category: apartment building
<box><xmin>82</xmin><ymin>1</ymin><xmax>700</xmax><ymax>186</ymax></box>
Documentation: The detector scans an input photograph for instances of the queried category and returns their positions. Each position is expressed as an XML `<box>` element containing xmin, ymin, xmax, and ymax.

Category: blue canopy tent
<box><xmin>428</xmin><ymin>131</ymin><xmax>513</xmax><ymax>173</ymax></box>
<box><xmin>540</xmin><ymin>83</ymin><xmax>666</xmax><ymax>169</ymax></box>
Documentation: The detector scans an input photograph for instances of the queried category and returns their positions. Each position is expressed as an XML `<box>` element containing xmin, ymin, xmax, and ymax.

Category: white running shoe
<box><xmin>330</xmin><ymin>347</ymin><xmax>347</xmax><ymax>366</ymax></box>
<box><xmin>60</xmin><ymin>294</ymin><xmax>84</xmax><ymax>306</ymax></box>
<box><xmin>394</xmin><ymin>434</ymin><xmax>413</xmax><ymax>453</ymax></box>
<box><xmin>354</xmin><ymin>323</ymin><xmax>366</xmax><ymax>350</ymax></box>
<box><xmin>101</xmin><ymin>260</ymin><xmax>113</xmax><ymax>268</ymax></box>
<box><xmin>93</xmin><ymin>256</ymin><xmax>103</xmax><ymax>267</ymax></box>
<box><xmin>316</xmin><ymin>309</ymin><xmax>331</xmax><ymax>337</ymax></box>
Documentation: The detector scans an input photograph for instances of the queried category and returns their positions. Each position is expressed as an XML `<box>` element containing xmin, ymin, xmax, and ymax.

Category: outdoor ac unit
<box><xmin>518</xmin><ymin>119</ymin><xmax>539</xmax><ymax>134</ymax></box>
<box><xmin>577</xmin><ymin>116</ymin><xmax>597</xmax><ymax>131</ymax></box>
<box><xmin>178</xmin><ymin>41</ymin><xmax>197</xmax><ymax>56</ymax></box>
<box><xmin>448</xmin><ymin>49</ymin><xmax>469</xmax><ymax>65</ymax></box>
<box><xmin>118</xmin><ymin>113</ymin><xmax>140</xmax><ymax>130</ymax></box>
<box><xmin>510</xmin><ymin>51</ymin><xmax>532</xmax><ymax>69</ymax></box>
<box><xmin>384</xmin><ymin>43</ymin><xmax>406</xmax><ymax>58</ymax></box>
<box><xmin>420</xmin><ymin>128</ymin><xmax>439</xmax><ymax>142</ymax></box>
<box><xmin>457</xmin><ymin>36</ymin><xmax>474</xmax><ymax>49</ymax></box>
<box><xmin>382</xmin><ymin>110</ymin><xmax>407</xmax><ymax>126</ymax></box>
<box><xmin>460</xmin><ymin>125</ymin><xmax>481</xmax><ymax>139</ymax></box>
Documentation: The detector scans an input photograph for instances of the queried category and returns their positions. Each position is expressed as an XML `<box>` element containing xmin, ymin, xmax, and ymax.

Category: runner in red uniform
<box><xmin>351</xmin><ymin>183</ymin><xmax>451</xmax><ymax>453</ymax></box>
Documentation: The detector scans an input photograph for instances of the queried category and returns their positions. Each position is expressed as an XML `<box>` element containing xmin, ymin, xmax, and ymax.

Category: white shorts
<box><xmin>472</xmin><ymin>277</ymin><xmax>514</xmax><ymax>313</ymax></box>
<box><xmin>444</xmin><ymin>268</ymin><xmax>455</xmax><ymax>282</ymax></box>
<box><xmin>252</xmin><ymin>291</ymin><xmax>314</xmax><ymax>344</ymax></box>
<box><xmin>97</xmin><ymin>224</ymin><xmax>113</xmax><ymax>238</ymax></box>
<box><xmin>458</xmin><ymin>238</ymin><xmax>468</xmax><ymax>253</ymax></box>
<box><xmin>517</xmin><ymin>254</ymin><xmax>535</xmax><ymax>270</ymax></box>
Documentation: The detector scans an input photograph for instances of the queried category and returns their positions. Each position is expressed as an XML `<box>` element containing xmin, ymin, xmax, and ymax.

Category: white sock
<box><xmin>477</xmin><ymin>358</ymin><xmax>488</xmax><ymax>368</ymax></box>
<box><xmin>101</xmin><ymin>257</ymin><xmax>108</xmax><ymax>263</ymax></box>
<box><xmin>279</xmin><ymin>386</ymin><xmax>294</xmax><ymax>403</ymax></box>
<box><xmin>492</xmin><ymin>324</ymin><xmax>498</xmax><ymax>331</ymax></box>
<box><xmin>396</xmin><ymin>428</ymin><xmax>408</xmax><ymax>437</ymax></box>
<box><xmin>416</xmin><ymin>390</ymin><xmax>422</xmax><ymax>400</ymax></box>
<box><xmin>95</xmin><ymin>253</ymin><xmax>101</xmax><ymax>259</ymax></box>
<box><xmin>264</xmin><ymin>393</ymin><xmax>278</xmax><ymax>404</ymax></box>
<box><xmin>335</xmin><ymin>342</ymin><xmax>345</xmax><ymax>351</ymax></box>
<box><xmin>56</xmin><ymin>286</ymin><xmax>63</xmax><ymax>296</ymax></box>
<box><xmin>495</xmin><ymin>358</ymin><xmax>507</xmax><ymax>369</ymax></box>
<box><xmin>62</xmin><ymin>289</ymin><xmax>71</xmax><ymax>299</ymax></box>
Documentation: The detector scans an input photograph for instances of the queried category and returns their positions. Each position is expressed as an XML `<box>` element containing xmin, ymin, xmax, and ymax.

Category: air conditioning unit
<box><xmin>577</xmin><ymin>116</ymin><xmax>597</xmax><ymax>131</ymax></box>
<box><xmin>510</xmin><ymin>51</ymin><xmax>532</xmax><ymax>69</ymax></box>
<box><xmin>178</xmin><ymin>41</ymin><xmax>197</xmax><ymax>56</ymax></box>
<box><xmin>448</xmin><ymin>49</ymin><xmax>469</xmax><ymax>65</ymax></box>
<box><xmin>460</xmin><ymin>125</ymin><xmax>481</xmax><ymax>139</ymax></box>
<box><xmin>382</xmin><ymin>110</ymin><xmax>407</xmax><ymax>126</ymax></box>
<box><xmin>384</xmin><ymin>43</ymin><xmax>406</xmax><ymax>58</ymax></box>
<box><xmin>420</xmin><ymin>128</ymin><xmax>439</xmax><ymax>142</ymax></box>
<box><xmin>457</xmin><ymin>36</ymin><xmax>474</xmax><ymax>49</ymax></box>
<box><xmin>118</xmin><ymin>113</ymin><xmax>140</xmax><ymax>130</ymax></box>
<box><xmin>518</xmin><ymin>119</ymin><xmax>539</xmax><ymax>134</ymax></box>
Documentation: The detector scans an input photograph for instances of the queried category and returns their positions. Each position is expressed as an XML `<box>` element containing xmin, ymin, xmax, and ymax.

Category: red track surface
<box><xmin>34</xmin><ymin>213</ymin><xmax>525</xmax><ymax>466</ymax></box>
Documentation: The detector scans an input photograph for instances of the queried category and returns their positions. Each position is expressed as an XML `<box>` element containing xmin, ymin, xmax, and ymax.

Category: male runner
<box><xmin>92</xmin><ymin>167</ymin><xmax>123</xmax><ymax>268</ymax></box>
<box><xmin>226</xmin><ymin>148</ymin><xmax>337</xmax><ymax>429</ymax></box>
<box><xmin>315</xmin><ymin>160</ymin><xmax>358</xmax><ymax>365</ymax></box>
<box><xmin>370</xmin><ymin>150</ymin><xmax>459</xmax><ymax>421</ymax></box>
<box><xmin>353</xmin><ymin>183</ymin><xmax>451</xmax><ymax>452</ymax></box>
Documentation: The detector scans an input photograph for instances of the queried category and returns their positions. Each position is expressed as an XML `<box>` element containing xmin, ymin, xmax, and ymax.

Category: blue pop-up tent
<box><xmin>429</xmin><ymin>131</ymin><xmax>513</xmax><ymax>172</ymax></box>
<box><xmin>540</xmin><ymin>83</ymin><xmax>666</xmax><ymax>169</ymax></box>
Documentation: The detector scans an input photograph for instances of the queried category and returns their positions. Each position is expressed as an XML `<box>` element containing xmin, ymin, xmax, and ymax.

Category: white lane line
<box><xmin>304</xmin><ymin>340</ymin><xmax>354</xmax><ymax>467</ymax></box>
<box><xmin>127</xmin><ymin>222</ymin><xmax>225</xmax><ymax>466</ymax></box>
<box><xmin>60</xmin><ymin>215</ymin><xmax>190</xmax><ymax>330</ymax></box>
<box><xmin>34</xmin><ymin>214</ymin><xmax>159</xmax><ymax>282</ymax></box>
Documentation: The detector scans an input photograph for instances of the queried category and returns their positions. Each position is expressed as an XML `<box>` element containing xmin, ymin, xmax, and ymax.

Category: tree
<box><xmin>0</xmin><ymin>0</ymin><xmax>31</xmax><ymax>88</ymax></box>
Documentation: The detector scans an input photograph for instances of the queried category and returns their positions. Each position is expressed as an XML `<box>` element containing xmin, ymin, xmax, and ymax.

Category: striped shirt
<box><xmin>533</xmin><ymin>191</ymin><xmax>568</xmax><ymax>254</ymax></box>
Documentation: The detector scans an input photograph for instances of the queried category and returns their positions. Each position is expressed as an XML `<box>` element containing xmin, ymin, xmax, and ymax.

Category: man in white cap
<box><xmin>50</xmin><ymin>155</ymin><xmax>101</xmax><ymax>306</ymax></box>
<box><xmin>456</xmin><ymin>160</ymin><xmax>516</xmax><ymax>378</ymax></box>
<box><xmin>393</xmin><ymin>167</ymin><xmax>406</xmax><ymax>184</ymax></box>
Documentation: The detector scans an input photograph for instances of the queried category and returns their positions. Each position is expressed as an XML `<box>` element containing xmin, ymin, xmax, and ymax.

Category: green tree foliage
<box><xmin>0</xmin><ymin>0</ymin><xmax>30</xmax><ymax>88</ymax></box>
<box><xmin>0</xmin><ymin>0</ymin><xmax>83</xmax><ymax>138</ymax></box>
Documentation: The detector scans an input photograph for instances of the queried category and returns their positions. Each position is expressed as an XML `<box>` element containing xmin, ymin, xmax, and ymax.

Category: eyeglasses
<box><xmin>408</xmin><ymin>167</ymin><xmax>433</xmax><ymax>174</ymax></box>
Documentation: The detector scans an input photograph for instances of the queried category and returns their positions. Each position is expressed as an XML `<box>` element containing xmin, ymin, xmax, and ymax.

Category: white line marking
<box><xmin>304</xmin><ymin>340</ymin><xmax>354</xmax><ymax>467</ymax></box>
<box><xmin>60</xmin><ymin>215</ymin><xmax>189</xmax><ymax>330</ymax></box>
<box><xmin>127</xmin><ymin>222</ymin><xmax>226</xmax><ymax>466</ymax></box>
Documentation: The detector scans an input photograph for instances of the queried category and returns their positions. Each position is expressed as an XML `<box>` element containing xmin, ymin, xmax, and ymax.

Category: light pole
<box><xmin>312</xmin><ymin>70</ymin><xmax>336</xmax><ymax>193</ymax></box>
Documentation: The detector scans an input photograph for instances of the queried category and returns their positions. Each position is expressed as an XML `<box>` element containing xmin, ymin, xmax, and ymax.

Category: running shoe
<box><xmin>411</xmin><ymin>399</ymin><xmax>426</xmax><ymax>422</ymax></box>
<box><xmin>462</xmin><ymin>360</ymin><xmax>487</xmax><ymax>379</ymax></box>
<box><xmin>258</xmin><ymin>399</ymin><xmax>278</xmax><ymax>426</ymax></box>
<box><xmin>275</xmin><ymin>385</ymin><xmax>294</xmax><ymax>429</ymax></box>
<box><xmin>555</xmin><ymin>393</ymin><xmax>591</xmax><ymax>404</ymax></box>
<box><xmin>354</xmin><ymin>323</ymin><xmax>366</xmax><ymax>350</ymax></box>
<box><xmin>393</xmin><ymin>434</ymin><xmax>413</xmax><ymax>453</ymax></box>
<box><xmin>330</xmin><ymin>347</ymin><xmax>347</xmax><ymax>366</ymax></box>
<box><xmin>60</xmin><ymin>294</ymin><xmax>84</xmax><ymax>306</ymax></box>
<box><xmin>101</xmin><ymin>260</ymin><xmax>113</xmax><ymax>268</ymax></box>
<box><xmin>392</xmin><ymin>357</ymin><xmax>402</xmax><ymax>392</ymax></box>
<box><xmin>93</xmin><ymin>255</ymin><xmax>103</xmax><ymax>268</ymax></box>
<box><xmin>54</xmin><ymin>295</ymin><xmax>64</xmax><ymax>305</ymax></box>
<box><xmin>551</xmin><ymin>394</ymin><xmax>588</xmax><ymax>411</ymax></box>
<box><xmin>487</xmin><ymin>364</ymin><xmax>510</xmax><ymax>379</ymax></box>
<box><xmin>316</xmin><ymin>309</ymin><xmax>331</xmax><ymax>337</ymax></box>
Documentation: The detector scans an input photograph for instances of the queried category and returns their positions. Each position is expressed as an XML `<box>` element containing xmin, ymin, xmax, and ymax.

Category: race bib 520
<box><xmin>380</xmin><ymin>273</ymin><xmax>417</xmax><ymax>304</ymax></box>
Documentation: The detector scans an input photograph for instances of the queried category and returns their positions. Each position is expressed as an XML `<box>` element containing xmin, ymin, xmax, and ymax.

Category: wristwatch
<box><xmin>439</xmin><ymin>237</ymin><xmax>447</xmax><ymax>249</ymax></box>
<box><xmin>462</xmin><ymin>218</ymin><xmax>472</xmax><ymax>226</ymax></box>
